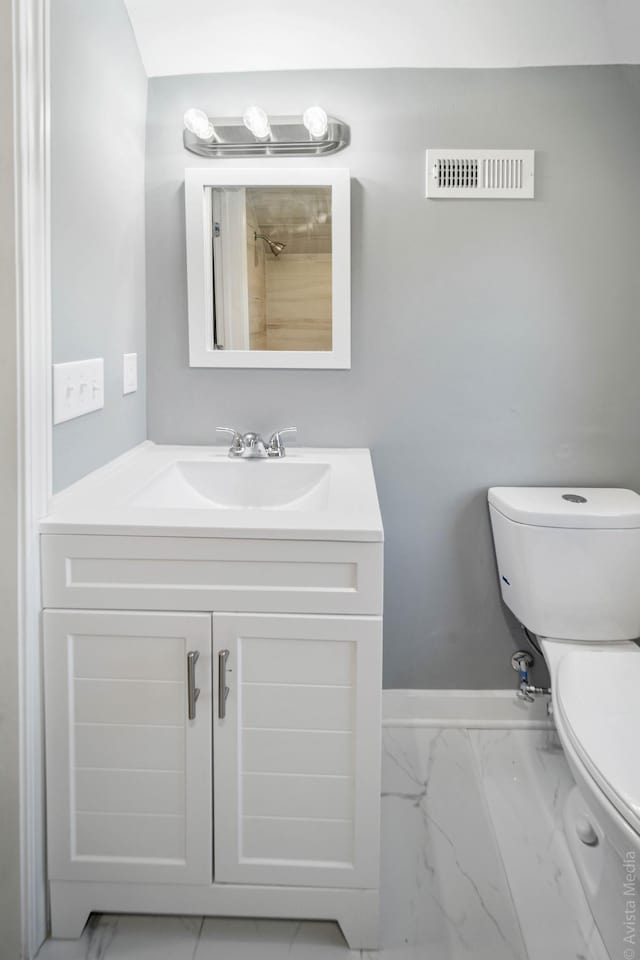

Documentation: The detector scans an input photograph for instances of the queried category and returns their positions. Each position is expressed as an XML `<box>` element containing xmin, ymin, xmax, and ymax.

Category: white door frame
<box><xmin>13</xmin><ymin>0</ymin><xmax>52</xmax><ymax>954</ymax></box>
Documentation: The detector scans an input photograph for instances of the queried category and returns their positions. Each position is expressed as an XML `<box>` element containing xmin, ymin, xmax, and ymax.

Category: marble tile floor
<box><xmin>37</xmin><ymin>725</ymin><xmax>609</xmax><ymax>960</ymax></box>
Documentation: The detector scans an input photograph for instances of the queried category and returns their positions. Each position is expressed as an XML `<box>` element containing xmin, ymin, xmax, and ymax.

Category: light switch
<box><xmin>53</xmin><ymin>358</ymin><xmax>104</xmax><ymax>425</ymax></box>
<box><xmin>123</xmin><ymin>353</ymin><xmax>138</xmax><ymax>395</ymax></box>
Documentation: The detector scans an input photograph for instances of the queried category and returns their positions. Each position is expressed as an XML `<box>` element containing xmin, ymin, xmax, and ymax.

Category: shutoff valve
<box><xmin>511</xmin><ymin>650</ymin><xmax>551</xmax><ymax>703</ymax></box>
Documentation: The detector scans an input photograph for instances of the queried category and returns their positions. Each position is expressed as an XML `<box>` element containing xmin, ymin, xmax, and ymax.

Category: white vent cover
<box><xmin>426</xmin><ymin>149</ymin><xmax>535</xmax><ymax>199</ymax></box>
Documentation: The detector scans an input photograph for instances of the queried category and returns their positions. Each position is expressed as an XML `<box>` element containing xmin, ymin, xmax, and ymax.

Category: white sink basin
<box><xmin>128</xmin><ymin>459</ymin><xmax>331</xmax><ymax>512</ymax></box>
<box><xmin>40</xmin><ymin>443</ymin><xmax>383</xmax><ymax>542</ymax></box>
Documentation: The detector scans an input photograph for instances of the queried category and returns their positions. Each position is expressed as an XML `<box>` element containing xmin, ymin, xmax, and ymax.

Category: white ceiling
<box><xmin>124</xmin><ymin>0</ymin><xmax>640</xmax><ymax>78</ymax></box>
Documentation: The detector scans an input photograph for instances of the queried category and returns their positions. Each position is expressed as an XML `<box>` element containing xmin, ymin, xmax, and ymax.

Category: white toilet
<box><xmin>489</xmin><ymin>486</ymin><xmax>640</xmax><ymax>957</ymax></box>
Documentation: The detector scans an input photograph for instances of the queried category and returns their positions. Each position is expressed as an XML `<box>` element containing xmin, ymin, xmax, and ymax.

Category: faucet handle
<box><xmin>216</xmin><ymin>426</ymin><xmax>245</xmax><ymax>456</ymax></box>
<box><xmin>268</xmin><ymin>426</ymin><xmax>297</xmax><ymax>458</ymax></box>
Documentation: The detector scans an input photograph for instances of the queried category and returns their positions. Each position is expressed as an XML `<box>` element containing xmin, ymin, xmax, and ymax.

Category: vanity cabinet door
<box><xmin>44</xmin><ymin>610</ymin><xmax>212</xmax><ymax>885</ymax></box>
<box><xmin>213</xmin><ymin>613</ymin><xmax>382</xmax><ymax>888</ymax></box>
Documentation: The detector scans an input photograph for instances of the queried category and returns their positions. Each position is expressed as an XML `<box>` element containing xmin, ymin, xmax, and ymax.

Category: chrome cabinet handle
<box><xmin>218</xmin><ymin>649</ymin><xmax>230</xmax><ymax>719</ymax></box>
<box><xmin>187</xmin><ymin>650</ymin><xmax>200</xmax><ymax>720</ymax></box>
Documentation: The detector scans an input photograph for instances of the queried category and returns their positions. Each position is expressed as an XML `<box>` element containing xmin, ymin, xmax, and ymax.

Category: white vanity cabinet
<box><xmin>213</xmin><ymin>613</ymin><xmax>381</xmax><ymax>889</ymax></box>
<box><xmin>41</xmin><ymin>531</ymin><xmax>383</xmax><ymax>950</ymax></box>
<box><xmin>43</xmin><ymin>610</ymin><xmax>213</xmax><ymax>886</ymax></box>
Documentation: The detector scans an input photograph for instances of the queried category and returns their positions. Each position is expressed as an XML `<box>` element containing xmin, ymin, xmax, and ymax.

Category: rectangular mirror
<box><xmin>185</xmin><ymin>168</ymin><xmax>350</xmax><ymax>368</ymax></box>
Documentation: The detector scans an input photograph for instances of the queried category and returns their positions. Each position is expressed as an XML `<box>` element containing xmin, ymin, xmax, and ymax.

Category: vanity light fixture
<box><xmin>243</xmin><ymin>105</ymin><xmax>271</xmax><ymax>141</ymax></box>
<box><xmin>183</xmin><ymin>110</ymin><xmax>349</xmax><ymax>158</ymax></box>
<box><xmin>303</xmin><ymin>106</ymin><xmax>329</xmax><ymax>140</ymax></box>
<box><xmin>183</xmin><ymin>108</ymin><xmax>218</xmax><ymax>142</ymax></box>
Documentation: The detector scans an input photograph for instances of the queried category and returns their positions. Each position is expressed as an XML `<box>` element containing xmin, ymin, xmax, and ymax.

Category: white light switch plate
<box><xmin>123</xmin><ymin>353</ymin><xmax>138</xmax><ymax>394</ymax></box>
<box><xmin>53</xmin><ymin>358</ymin><xmax>104</xmax><ymax>425</ymax></box>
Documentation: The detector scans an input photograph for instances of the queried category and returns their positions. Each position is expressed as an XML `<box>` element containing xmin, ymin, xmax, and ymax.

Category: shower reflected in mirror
<box><xmin>210</xmin><ymin>185</ymin><xmax>332</xmax><ymax>352</ymax></box>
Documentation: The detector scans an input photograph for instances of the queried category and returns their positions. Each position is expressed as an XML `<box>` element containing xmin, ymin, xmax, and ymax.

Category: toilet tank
<box><xmin>488</xmin><ymin>487</ymin><xmax>640</xmax><ymax>641</ymax></box>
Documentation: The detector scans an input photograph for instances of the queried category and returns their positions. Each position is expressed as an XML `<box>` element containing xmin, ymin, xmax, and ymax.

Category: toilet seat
<box><xmin>554</xmin><ymin>648</ymin><xmax>640</xmax><ymax>836</ymax></box>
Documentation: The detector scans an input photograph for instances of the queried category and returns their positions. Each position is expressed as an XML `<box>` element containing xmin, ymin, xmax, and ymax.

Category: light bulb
<box><xmin>303</xmin><ymin>106</ymin><xmax>328</xmax><ymax>139</ymax></box>
<box><xmin>184</xmin><ymin>108</ymin><xmax>215</xmax><ymax>141</ymax></box>
<box><xmin>243</xmin><ymin>105</ymin><xmax>271</xmax><ymax>140</ymax></box>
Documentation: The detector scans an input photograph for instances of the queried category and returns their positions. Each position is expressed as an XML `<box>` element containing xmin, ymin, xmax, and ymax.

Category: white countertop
<box><xmin>41</xmin><ymin>442</ymin><xmax>384</xmax><ymax>542</ymax></box>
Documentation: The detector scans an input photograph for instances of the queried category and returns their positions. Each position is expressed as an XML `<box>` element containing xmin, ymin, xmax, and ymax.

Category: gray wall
<box><xmin>146</xmin><ymin>66</ymin><xmax>640</xmax><ymax>689</ymax></box>
<box><xmin>0</xmin><ymin>0</ymin><xmax>21</xmax><ymax>953</ymax></box>
<box><xmin>51</xmin><ymin>0</ymin><xmax>147</xmax><ymax>491</ymax></box>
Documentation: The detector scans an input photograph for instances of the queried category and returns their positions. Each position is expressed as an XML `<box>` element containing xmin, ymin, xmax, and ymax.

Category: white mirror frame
<box><xmin>185</xmin><ymin>167</ymin><xmax>351</xmax><ymax>369</ymax></box>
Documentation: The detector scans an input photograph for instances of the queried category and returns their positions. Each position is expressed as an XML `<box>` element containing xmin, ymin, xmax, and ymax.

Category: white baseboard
<box><xmin>382</xmin><ymin>689</ymin><xmax>553</xmax><ymax>729</ymax></box>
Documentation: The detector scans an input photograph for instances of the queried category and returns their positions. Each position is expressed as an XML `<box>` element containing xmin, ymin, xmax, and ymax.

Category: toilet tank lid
<box><xmin>488</xmin><ymin>487</ymin><xmax>640</xmax><ymax>528</ymax></box>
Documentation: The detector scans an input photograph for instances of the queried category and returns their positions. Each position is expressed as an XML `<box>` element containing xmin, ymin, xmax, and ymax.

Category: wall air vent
<box><xmin>426</xmin><ymin>149</ymin><xmax>535</xmax><ymax>199</ymax></box>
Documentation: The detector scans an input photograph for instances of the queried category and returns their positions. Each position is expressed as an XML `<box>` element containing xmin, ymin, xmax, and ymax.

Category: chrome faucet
<box><xmin>240</xmin><ymin>431</ymin><xmax>269</xmax><ymax>458</ymax></box>
<box><xmin>216</xmin><ymin>426</ymin><xmax>297</xmax><ymax>459</ymax></box>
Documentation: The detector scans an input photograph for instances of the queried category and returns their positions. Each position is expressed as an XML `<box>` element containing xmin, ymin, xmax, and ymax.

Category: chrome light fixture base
<box><xmin>183</xmin><ymin>115</ymin><xmax>350</xmax><ymax>158</ymax></box>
